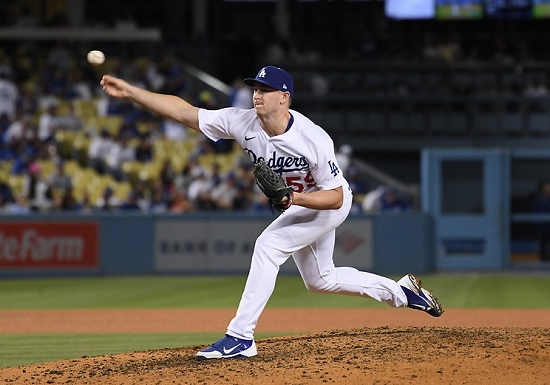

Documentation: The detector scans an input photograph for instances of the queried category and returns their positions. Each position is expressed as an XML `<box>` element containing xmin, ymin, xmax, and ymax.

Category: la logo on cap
<box><xmin>258</xmin><ymin>68</ymin><xmax>267</xmax><ymax>78</ymax></box>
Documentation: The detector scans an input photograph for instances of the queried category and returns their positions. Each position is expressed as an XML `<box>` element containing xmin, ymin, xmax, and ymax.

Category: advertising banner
<box><xmin>155</xmin><ymin>219</ymin><xmax>267</xmax><ymax>273</ymax></box>
<box><xmin>154</xmin><ymin>218</ymin><xmax>373</xmax><ymax>273</ymax></box>
<box><xmin>0</xmin><ymin>222</ymin><xmax>99</xmax><ymax>269</ymax></box>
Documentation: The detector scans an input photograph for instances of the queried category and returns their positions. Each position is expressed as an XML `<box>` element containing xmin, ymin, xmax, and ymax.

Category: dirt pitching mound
<box><xmin>1</xmin><ymin>326</ymin><xmax>548</xmax><ymax>385</ymax></box>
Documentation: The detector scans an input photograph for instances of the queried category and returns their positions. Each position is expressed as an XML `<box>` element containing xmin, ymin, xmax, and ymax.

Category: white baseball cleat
<box><xmin>398</xmin><ymin>274</ymin><xmax>444</xmax><ymax>317</ymax></box>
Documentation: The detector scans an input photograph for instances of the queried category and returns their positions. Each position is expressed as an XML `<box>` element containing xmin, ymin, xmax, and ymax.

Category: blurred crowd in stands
<box><xmin>0</xmin><ymin>41</ymin><xmax>275</xmax><ymax>215</ymax></box>
<box><xmin>12</xmin><ymin>31</ymin><xmax>550</xmax><ymax>217</ymax></box>
<box><xmin>0</xmin><ymin>39</ymin><xmax>416</xmax><ymax>216</ymax></box>
<box><xmin>3</xmin><ymin>2</ymin><xmax>550</xmax><ymax>217</ymax></box>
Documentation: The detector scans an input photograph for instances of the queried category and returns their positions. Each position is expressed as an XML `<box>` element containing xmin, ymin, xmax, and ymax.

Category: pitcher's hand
<box><xmin>101</xmin><ymin>75</ymin><xmax>131</xmax><ymax>98</ymax></box>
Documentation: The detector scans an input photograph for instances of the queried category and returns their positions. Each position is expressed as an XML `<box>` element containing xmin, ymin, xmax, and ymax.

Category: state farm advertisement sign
<box><xmin>0</xmin><ymin>222</ymin><xmax>99</xmax><ymax>269</ymax></box>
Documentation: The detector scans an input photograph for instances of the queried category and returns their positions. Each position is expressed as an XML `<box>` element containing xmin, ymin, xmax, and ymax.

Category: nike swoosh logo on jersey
<box><xmin>223</xmin><ymin>345</ymin><xmax>241</xmax><ymax>354</ymax></box>
<box><xmin>245</xmin><ymin>136</ymin><xmax>255</xmax><ymax>141</ymax></box>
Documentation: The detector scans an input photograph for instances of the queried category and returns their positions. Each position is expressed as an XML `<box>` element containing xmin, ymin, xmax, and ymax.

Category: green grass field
<box><xmin>0</xmin><ymin>274</ymin><xmax>549</xmax><ymax>368</ymax></box>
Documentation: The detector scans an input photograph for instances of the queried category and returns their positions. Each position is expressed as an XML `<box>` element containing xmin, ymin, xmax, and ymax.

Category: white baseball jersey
<box><xmin>198</xmin><ymin>107</ymin><xmax>407</xmax><ymax>340</ymax></box>
<box><xmin>198</xmin><ymin>107</ymin><xmax>349</xmax><ymax>194</ymax></box>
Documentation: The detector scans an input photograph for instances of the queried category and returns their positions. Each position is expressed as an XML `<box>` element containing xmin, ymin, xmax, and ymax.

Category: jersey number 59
<box><xmin>285</xmin><ymin>171</ymin><xmax>316</xmax><ymax>192</ymax></box>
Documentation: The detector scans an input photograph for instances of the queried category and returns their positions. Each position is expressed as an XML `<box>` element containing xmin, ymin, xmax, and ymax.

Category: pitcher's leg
<box><xmin>226</xmin><ymin>230</ymin><xmax>289</xmax><ymax>340</ymax></box>
<box><xmin>293</xmin><ymin>231</ymin><xmax>407</xmax><ymax>307</ymax></box>
<box><xmin>227</xmin><ymin>203</ymin><xmax>351</xmax><ymax>339</ymax></box>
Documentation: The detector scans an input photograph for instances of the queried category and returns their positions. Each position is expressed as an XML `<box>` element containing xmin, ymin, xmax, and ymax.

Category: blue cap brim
<box><xmin>243</xmin><ymin>78</ymin><xmax>278</xmax><ymax>90</ymax></box>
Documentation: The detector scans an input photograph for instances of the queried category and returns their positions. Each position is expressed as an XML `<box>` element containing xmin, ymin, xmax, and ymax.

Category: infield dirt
<box><xmin>1</xmin><ymin>308</ymin><xmax>549</xmax><ymax>385</ymax></box>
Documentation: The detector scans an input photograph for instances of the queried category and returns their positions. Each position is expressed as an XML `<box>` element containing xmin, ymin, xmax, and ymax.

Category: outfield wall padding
<box><xmin>0</xmin><ymin>213</ymin><xmax>433</xmax><ymax>277</ymax></box>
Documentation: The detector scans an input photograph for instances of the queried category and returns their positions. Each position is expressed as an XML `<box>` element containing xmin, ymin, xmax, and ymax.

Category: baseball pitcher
<box><xmin>101</xmin><ymin>65</ymin><xmax>443</xmax><ymax>360</ymax></box>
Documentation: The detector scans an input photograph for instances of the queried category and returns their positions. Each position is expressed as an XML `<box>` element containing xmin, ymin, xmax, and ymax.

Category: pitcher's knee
<box><xmin>252</xmin><ymin>233</ymin><xmax>290</xmax><ymax>267</ymax></box>
<box><xmin>304</xmin><ymin>278</ymin><xmax>332</xmax><ymax>294</ymax></box>
<box><xmin>254</xmin><ymin>232</ymin><xmax>277</xmax><ymax>251</ymax></box>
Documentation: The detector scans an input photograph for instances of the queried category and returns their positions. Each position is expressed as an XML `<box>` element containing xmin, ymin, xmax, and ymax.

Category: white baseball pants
<box><xmin>227</xmin><ymin>189</ymin><xmax>408</xmax><ymax>340</ymax></box>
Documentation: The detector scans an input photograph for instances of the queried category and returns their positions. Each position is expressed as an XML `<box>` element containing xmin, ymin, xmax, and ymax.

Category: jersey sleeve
<box><xmin>198</xmin><ymin>108</ymin><xmax>238</xmax><ymax>142</ymax></box>
<box><xmin>310</xmin><ymin>134</ymin><xmax>347</xmax><ymax>191</ymax></box>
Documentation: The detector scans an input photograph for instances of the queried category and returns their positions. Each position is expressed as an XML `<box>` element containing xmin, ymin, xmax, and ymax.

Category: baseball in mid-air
<box><xmin>87</xmin><ymin>50</ymin><xmax>105</xmax><ymax>65</ymax></box>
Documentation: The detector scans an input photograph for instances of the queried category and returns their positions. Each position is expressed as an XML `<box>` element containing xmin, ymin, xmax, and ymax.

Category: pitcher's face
<box><xmin>252</xmin><ymin>84</ymin><xmax>290</xmax><ymax>116</ymax></box>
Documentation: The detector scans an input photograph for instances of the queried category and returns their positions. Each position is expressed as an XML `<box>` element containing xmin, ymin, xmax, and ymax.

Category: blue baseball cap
<box><xmin>243</xmin><ymin>66</ymin><xmax>294</xmax><ymax>97</ymax></box>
